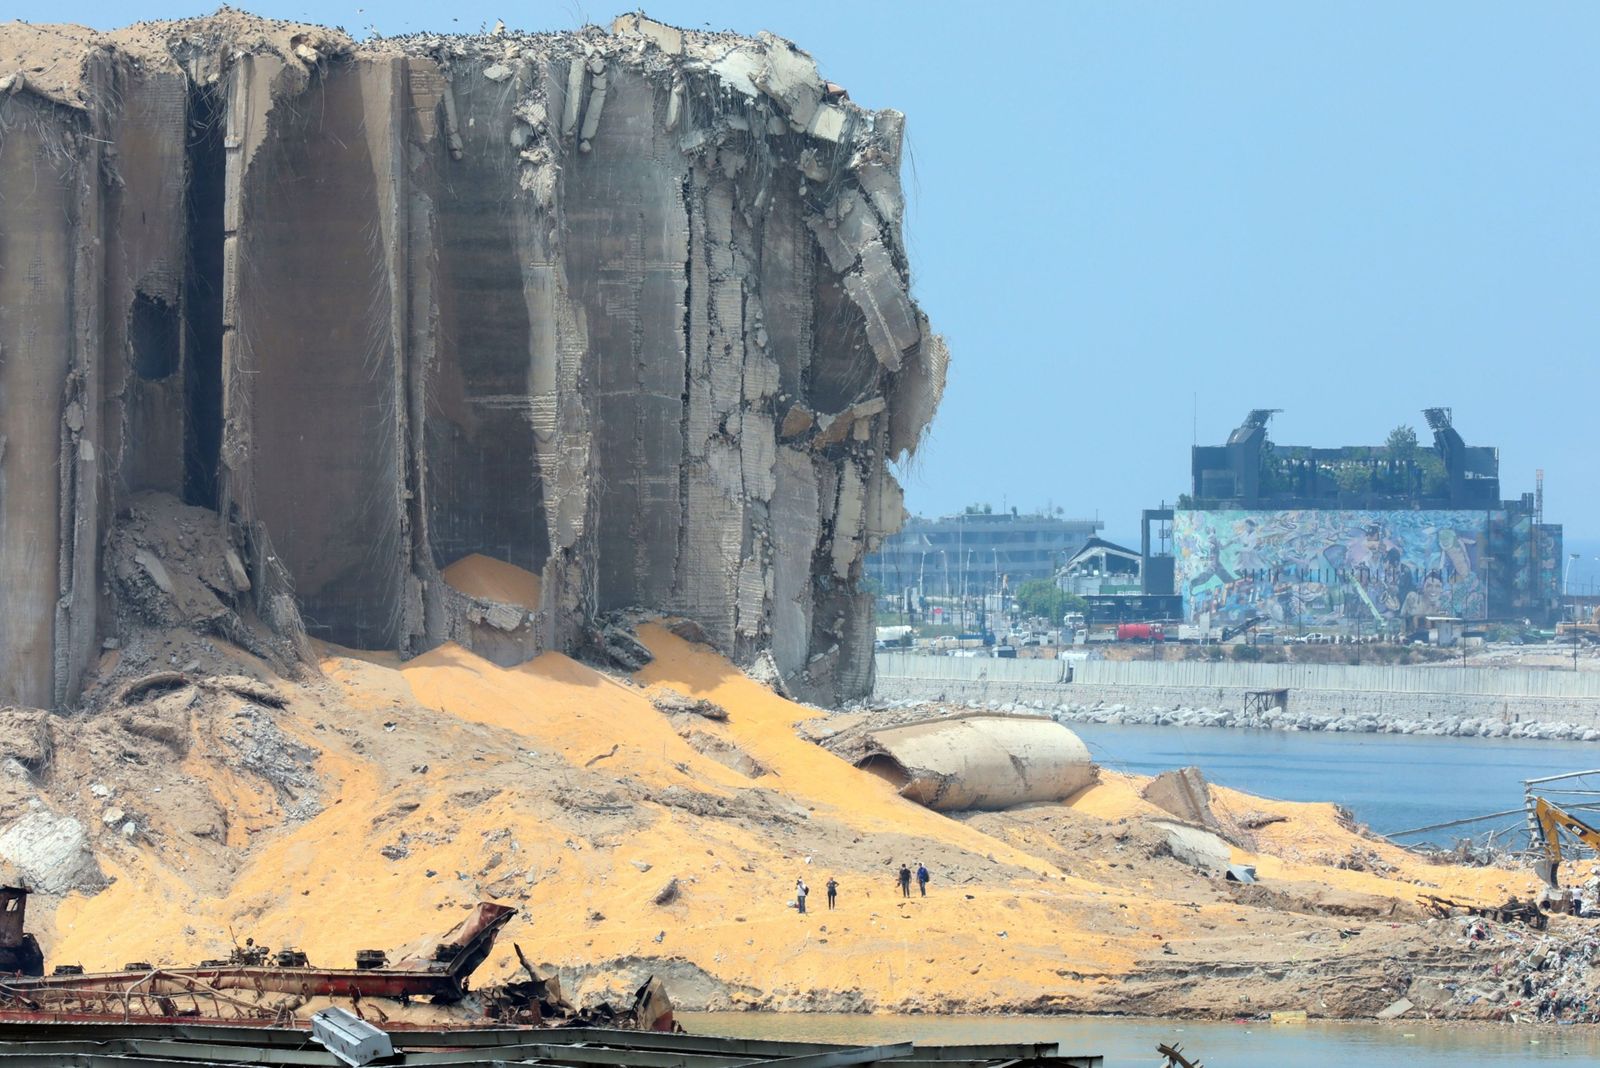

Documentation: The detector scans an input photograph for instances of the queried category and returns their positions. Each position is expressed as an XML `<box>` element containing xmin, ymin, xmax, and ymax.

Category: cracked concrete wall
<box><xmin>233</xmin><ymin>59</ymin><xmax>411</xmax><ymax>650</ymax></box>
<box><xmin>0</xmin><ymin>12</ymin><xmax>946</xmax><ymax>709</ymax></box>
<box><xmin>0</xmin><ymin>96</ymin><xmax>75</xmax><ymax>709</ymax></box>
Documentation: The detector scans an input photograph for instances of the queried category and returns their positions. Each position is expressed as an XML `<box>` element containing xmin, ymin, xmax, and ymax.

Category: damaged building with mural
<box><xmin>1138</xmin><ymin>409</ymin><xmax>1563</xmax><ymax>633</ymax></box>
<box><xmin>0</xmin><ymin>12</ymin><xmax>947</xmax><ymax>711</ymax></box>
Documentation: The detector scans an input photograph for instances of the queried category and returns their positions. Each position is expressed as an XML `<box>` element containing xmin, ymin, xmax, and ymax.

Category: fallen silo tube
<box><xmin>854</xmin><ymin>714</ymin><xmax>1097</xmax><ymax>811</ymax></box>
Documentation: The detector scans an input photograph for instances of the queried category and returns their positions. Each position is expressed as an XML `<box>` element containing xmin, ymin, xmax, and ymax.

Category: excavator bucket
<box><xmin>1535</xmin><ymin>857</ymin><xmax>1559</xmax><ymax>888</ymax></box>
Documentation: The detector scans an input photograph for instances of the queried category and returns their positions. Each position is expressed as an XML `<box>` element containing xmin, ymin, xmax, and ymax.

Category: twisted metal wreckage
<box><xmin>0</xmin><ymin>887</ymin><xmax>672</xmax><ymax>1031</ymax></box>
<box><xmin>0</xmin><ymin>882</ymin><xmax>1113</xmax><ymax>1065</ymax></box>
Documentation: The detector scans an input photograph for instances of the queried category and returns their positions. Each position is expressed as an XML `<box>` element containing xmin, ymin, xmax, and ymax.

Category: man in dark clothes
<box><xmin>916</xmin><ymin>861</ymin><xmax>929</xmax><ymax>896</ymax></box>
<box><xmin>826</xmin><ymin>876</ymin><xmax>838</xmax><ymax>909</ymax></box>
<box><xmin>897</xmin><ymin>864</ymin><xmax>912</xmax><ymax>898</ymax></box>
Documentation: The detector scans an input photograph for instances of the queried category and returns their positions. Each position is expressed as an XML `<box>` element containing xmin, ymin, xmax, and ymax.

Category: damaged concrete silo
<box><xmin>0</xmin><ymin>12</ymin><xmax>946</xmax><ymax>709</ymax></box>
<box><xmin>855</xmin><ymin>715</ymin><xmax>1098</xmax><ymax>811</ymax></box>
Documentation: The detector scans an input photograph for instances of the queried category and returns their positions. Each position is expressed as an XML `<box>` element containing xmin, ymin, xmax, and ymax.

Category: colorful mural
<box><xmin>1486</xmin><ymin>515</ymin><xmax>1562</xmax><ymax>619</ymax></box>
<box><xmin>1175</xmin><ymin>510</ymin><xmax>1491</xmax><ymax>629</ymax></box>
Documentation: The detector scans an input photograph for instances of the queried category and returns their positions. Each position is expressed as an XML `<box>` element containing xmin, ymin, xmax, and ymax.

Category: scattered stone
<box><xmin>650</xmin><ymin>692</ymin><xmax>729</xmax><ymax>721</ymax></box>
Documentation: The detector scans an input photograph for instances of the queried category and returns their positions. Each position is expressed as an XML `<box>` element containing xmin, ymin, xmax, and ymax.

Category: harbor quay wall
<box><xmin>871</xmin><ymin>654</ymin><xmax>1600</xmax><ymax>737</ymax></box>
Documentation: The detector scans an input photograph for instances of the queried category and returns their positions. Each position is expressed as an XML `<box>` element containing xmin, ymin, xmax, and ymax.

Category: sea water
<box><xmin>682</xmin><ymin>1011</ymin><xmax>1600</xmax><ymax>1067</ymax></box>
<box><xmin>1069</xmin><ymin>722</ymin><xmax>1600</xmax><ymax>844</ymax></box>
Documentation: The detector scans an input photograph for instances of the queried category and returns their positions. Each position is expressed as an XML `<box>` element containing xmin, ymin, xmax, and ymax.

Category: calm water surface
<box><xmin>681</xmin><ymin>1011</ymin><xmax>1600</xmax><ymax>1067</ymax></box>
<box><xmin>1067</xmin><ymin>723</ymin><xmax>1600</xmax><ymax>843</ymax></box>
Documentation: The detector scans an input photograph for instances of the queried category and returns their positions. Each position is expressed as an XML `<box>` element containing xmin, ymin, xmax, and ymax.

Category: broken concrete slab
<box><xmin>1376</xmin><ymin>997</ymin><xmax>1414</xmax><ymax>1020</ymax></box>
<box><xmin>611</xmin><ymin>14</ymin><xmax>684</xmax><ymax>55</ymax></box>
<box><xmin>1142</xmin><ymin>766</ymin><xmax>1221</xmax><ymax>829</ymax></box>
<box><xmin>0</xmin><ymin>811</ymin><xmax>108</xmax><ymax>896</ymax></box>
<box><xmin>1151</xmin><ymin>821</ymin><xmax>1232</xmax><ymax>873</ymax></box>
<box><xmin>843</xmin><ymin>243</ymin><xmax>920</xmax><ymax>371</ymax></box>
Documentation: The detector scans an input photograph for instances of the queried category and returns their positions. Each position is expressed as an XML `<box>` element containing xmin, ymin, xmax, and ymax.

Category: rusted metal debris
<box><xmin>1158</xmin><ymin>1041</ymin><xmax>1202</xmax><ymax>1068</ymax></box>
<box><xmin>1419</xmin><ymin>893</ymin><xmax>1549</xmax><ymax>930</ymax></box>
<box><xmin>0</xmin><ymin>884</ymin><xmax>43</xmax><ymax>978</ymax></box>
<box><xmin>0</xmin><ymin>895</ymin><xmax>674</xmax><ymax>1033</ymax></box>
<box><xmin>481</xmin><ymin>944</ymin><xmax>677</xmax><ymax>1032</ymax></box>
<box><xmin>2</xmin><ymin>902</ymin><xmax>517</xmax><ymax>1016</ymax></box>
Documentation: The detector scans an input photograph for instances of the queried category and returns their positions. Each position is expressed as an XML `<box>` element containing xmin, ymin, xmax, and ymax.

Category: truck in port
<box><xmin>1115</xmin><ymin>622</ymin><xmax>1165</xmax><ymax>643</ymax></box>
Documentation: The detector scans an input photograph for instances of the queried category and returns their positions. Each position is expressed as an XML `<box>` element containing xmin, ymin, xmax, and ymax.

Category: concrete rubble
<box><xmin>0</xmin><ymin>810</ymin><xmax>107</xmax><ymax>895</ymax></box>
<box><xmin>1141</xmin><ymin>766</ymin><xmax>1226</xmax><ymax>832</ymax></box>
<box><xmin>0</xmin><ymin>10</ymin><xmax>945</xmax><ymax>712</ymax></box>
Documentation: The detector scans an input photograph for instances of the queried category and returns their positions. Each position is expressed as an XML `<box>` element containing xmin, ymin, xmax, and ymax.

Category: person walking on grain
<box><xmin>916</xmin><ymin>861</ymin><xmax>929</xmax><ymax>897</ymax></box>
<box><xmin>897</xmin><ymin>863</ymin><xmax>912</xmax><ymax>898</ymax></box>
<box><xmin>826</xmin><ymin>877</ymin><xmax>838</xmax><ymax>910</ymax></box>
<box><xmin>796</xmin><ymin>877</ymin><xmax>809</xmax><ymax>914</ymax></box>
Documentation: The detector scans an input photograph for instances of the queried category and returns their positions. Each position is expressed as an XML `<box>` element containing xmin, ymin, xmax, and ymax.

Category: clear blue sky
<box><xmin>20</xmin><ymin>2</ymin><xmax>1600</xmax><ymax>552</ymax></box>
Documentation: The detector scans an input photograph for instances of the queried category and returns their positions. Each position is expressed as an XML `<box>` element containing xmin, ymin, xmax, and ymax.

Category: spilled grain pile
<box><xmin>0</xmin><ymin>557</ymin><xmax>1542</xmax><ymax>1018</ymax></box>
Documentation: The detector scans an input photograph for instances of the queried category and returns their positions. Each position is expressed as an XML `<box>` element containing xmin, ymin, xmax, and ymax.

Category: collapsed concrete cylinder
<box><xmin>0</xmin><ymin>12</ymin><xmax>947</xmax><ymax>709</ymax></box>
<box><xmin>855</xmin><ymin>714</ymin><xmax>1098</xmax><ymax>811</ymax></box>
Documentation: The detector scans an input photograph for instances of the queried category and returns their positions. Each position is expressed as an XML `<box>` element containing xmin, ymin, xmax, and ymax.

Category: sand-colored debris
<box><xmin>442</xmin><ymin>554</ymin><xmax>545</xmax><ymax>612</ymax></box>
<box><xmin>0</xmin><ymin>559</ymin><xmax>1544</xmax><ymax>1020</ymax></box>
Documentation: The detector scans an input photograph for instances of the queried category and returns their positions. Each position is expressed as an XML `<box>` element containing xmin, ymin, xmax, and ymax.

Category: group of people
<box><xmin>793</xmin><ymin>876</ymin><xmax>836</xmax><ymax>913</ymax></box>
<box><xmin>793</xmin><ymin>862</ymin><xmax>931</xmax><ymax>914</ymax></box>
<box><xmin>898</xmin><ymin>862</ymin><xmax>930</xmax><ymax>898</ymax></box>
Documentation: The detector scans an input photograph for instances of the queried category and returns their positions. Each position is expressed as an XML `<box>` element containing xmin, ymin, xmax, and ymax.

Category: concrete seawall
<box><xmin>872</xmin><ymin>653</ymin><xmax>1600</xmax><ymax>736</ymax></box>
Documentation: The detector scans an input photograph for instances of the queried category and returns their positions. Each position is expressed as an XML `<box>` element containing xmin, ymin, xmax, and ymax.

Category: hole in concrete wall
<box><xmin>129</xmin><ymin>293</ymin><xmax>180</xmax><ymax>380</ymax></box>
<box><xmin>182</xmin><ymin>84</ymin><xmax>226</xmax><ymax>509</ymax></box>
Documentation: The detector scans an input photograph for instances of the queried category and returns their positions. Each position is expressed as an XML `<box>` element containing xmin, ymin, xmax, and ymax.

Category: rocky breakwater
<box><xmin>866</xmin><ymin>697</ymin><xmax>1600</xmax><ymax>742</ymax></box>
<box><xmin>1050</xmin><ymin>701</ymin><xmax>1600</xmax><ymax>741</ymax></box>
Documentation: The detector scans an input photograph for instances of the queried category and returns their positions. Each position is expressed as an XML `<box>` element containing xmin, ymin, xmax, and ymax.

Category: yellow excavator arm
<box><xmin>1532</xmin><ymin>797</ymin><xmax>1600</xmax><ymax>888</ymax></box>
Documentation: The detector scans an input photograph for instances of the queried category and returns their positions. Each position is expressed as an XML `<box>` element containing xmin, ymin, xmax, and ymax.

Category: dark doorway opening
<box><xmin>129</xmin><ymin>292</ymin><xmax>180</xmax><ymax>380</ymax></box>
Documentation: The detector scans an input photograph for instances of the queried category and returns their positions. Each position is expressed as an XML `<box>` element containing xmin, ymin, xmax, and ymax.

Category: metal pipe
<box><xmin>1384</xmin><ymin>808</ymin><xmax>1526</xmax><ymax>838</ymax></box>
<box><xmin>1524</xmin><ymin>770</ymin><xmax>1600</xmax><ymax>787</ymax></box>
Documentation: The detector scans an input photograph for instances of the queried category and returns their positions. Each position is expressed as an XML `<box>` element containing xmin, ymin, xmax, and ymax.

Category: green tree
<box><xmin>1417</xmin><ymin>452</ymin><xmax>1448</xmax><ymax>497</ymax></box>
<box><xmin>1384</xmin><ymin>424</ymin><xmax>1419</xmax><ymax>494</ymax></box>
<box><xmin>1385</xmin><ymin>424</ymin><xmax>1419</xmax><ymax>461</ymax></box>
<box><xmin>1333</xmin><ymin>464</ymin><xmax>1371</xmax><ymax>496</ymax></box>
<box><xmin>1013</xmin><ymin>580</ymin><xmax>1088</xmax><ymax>623</ymax></box>
<box><xmin>1258</xmin><ymin>441</ymin><xmax>1292</xmax><ymax>496</ymax></box>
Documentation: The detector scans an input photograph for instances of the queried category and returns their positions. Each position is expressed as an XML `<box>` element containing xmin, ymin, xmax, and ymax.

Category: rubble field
<box><xmin>2</xmin><ymin>556</ymin><xmax>1582</xmax><ymax>1024</ymax></box>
